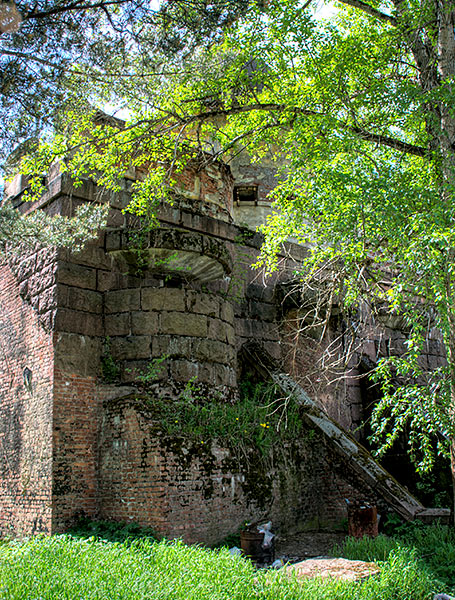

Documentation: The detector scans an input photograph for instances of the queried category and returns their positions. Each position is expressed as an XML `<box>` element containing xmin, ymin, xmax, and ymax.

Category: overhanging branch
<box><xmin>350</xmin><ymin>125</ymin><xmax>427</xmax><ymax>156</ymax></box>
<box><xmin>337</xmin><ymin>0</ymin><xmax>397</xmax><ymax>25</ymax></box>
<box><xmin>23</xmin><ymin>0</ymin><xmax>134</xmax><ymax>20</ymax></box>
<box><xmin>184</xmin><ymin>103</ymin><xmax>427</xmax><ymax>158</ymax></box>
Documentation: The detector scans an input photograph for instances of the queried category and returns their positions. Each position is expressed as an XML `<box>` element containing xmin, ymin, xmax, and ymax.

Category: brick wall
<box><xmin>98</xmin><ymin>398</ymin><xmax>168</xmax><ymax>533</ymax></box>
<box><xmin>51</xmin><ymin>369</ymin><xmax>98</xmax><ymax>531</ymax></box>
<box><xmin>0</xmin><ymin>255</ymin><xmax>54</xmax><ymax>535</ymax></box>
<box><xmin>98</xmin><ymin>397</ymin><xmax>374</xmax><ymax>543</ymax></box>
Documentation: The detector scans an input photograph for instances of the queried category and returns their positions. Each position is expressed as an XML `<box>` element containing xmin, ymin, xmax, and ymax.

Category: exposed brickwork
<box><xmin>1</xmin><ymin>159</ymin><xmax>443</xmax><ymax>541</ymax></box>
<box><xmin>98</xmin><ymin>399</ymin><xmax>369</xmax><ymax>542</ymax></box>
<box><xmin>98</xmin><ymin>399</ymin><xmax>168</xmax><ymax>533</ymax></box>
<box><xmin>0</xmin><ymin>259</ymin><xmax>54</xmax><ymax>536</ymax></box>
<box><xmin>173</xmin><ymin>159</ymin><xmax>234</xmax><ymax>222</ymax></box>
<box><xmin>52</xmin><ymin>369</ymin><xmax>98</xmax><ymax>531</ymax></box>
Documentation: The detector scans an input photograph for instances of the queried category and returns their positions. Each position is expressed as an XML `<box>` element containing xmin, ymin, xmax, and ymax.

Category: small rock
<box><xmin>271</xmin><ymin>559</ymin><xmax>285</xmax><ymax>569</ymax></box>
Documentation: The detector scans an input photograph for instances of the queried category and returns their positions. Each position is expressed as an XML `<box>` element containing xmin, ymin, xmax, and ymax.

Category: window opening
<box><xmin>234</xmin><ymin>185</ymin><xmax>258</xmax><ymax>206</ymax></box>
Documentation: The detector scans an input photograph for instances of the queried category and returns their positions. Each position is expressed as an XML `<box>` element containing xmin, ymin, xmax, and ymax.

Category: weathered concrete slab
<box><xmin>286</xmin><ymin>557</ymin><xmax>380</xmax><ymax>582</ymax></box>
<box><xmin>241</xmin><ymin>342</ymin><xmax>429</xmax><ymax>522</ymax></box>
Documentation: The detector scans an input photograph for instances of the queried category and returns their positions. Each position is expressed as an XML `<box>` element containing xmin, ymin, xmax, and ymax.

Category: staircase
<box><xmin>241</xmin><ymin>342</ymin><xmax>450</xmax><ymax>523</ymax></box>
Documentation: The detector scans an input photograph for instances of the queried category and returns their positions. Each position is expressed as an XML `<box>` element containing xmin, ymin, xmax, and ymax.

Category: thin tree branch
<box><xmin>185</xmin><ymin>103</ymin><xmax>428</xmax><ymax>157</ymax></box>
<box><xmin>337</xmin><ymin>0</ymin><xmax>397</xmax><ymax>25</ymax></box>
<box><xmin>1</xmin><ymin>48</ymin><xmax>70</xmax><ymax>69</ymax></box>
<box><xmin>1</xmin><ymin>48</ymin><xmax>184</xmax><ymax>79</ymax></box>
<box><xmin>23</xmin><ymin>0</ymin><xmax>135</xmax><ymax>20</ymax></box>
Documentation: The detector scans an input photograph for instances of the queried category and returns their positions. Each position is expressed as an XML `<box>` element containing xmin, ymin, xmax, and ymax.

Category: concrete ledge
<box><xmin>414</xmin><ymin>508</ymin><xmax>451</xmax><ymax>525</ymax></box>
<box><xmin>109</xmin><ymin>228</ymin><xmax>233</xmax><ymax>281</ymax></box>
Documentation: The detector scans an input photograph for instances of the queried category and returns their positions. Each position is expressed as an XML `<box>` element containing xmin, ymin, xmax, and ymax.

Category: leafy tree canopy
<box><xmin>9</xmin><ymin>0</ymin><xmax>455</xmax><ymax>494</ymax></box>
<box><xmin>1</xmin><ymin>0</ymin><xmax>251</xmax><ymax>249</ymax></box>
<box><xmin>0</xmin><ymin>0</ymin><xmax>250</xmax><ymax>166</ymax></box>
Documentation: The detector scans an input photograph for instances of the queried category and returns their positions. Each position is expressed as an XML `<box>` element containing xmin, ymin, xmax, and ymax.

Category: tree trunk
<box><xmin>451</xmin><ymin>436</ymin><xmax>455</xmax><ymax>526</ymax></box>
<box><xmin>447</xmin><ymin>313</ymin><xmax>455</xmax><ymax>526</ymax></box>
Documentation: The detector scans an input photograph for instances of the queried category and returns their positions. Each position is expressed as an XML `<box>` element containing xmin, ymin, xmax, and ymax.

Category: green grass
<box><xmin>334</xmin><ymin>534</ymin><xmax>401</xmax><ymax>562</ymax></box>
<box><xmin>335</xmin><ymin>522</ymin><xmax>455</xmax><ymax>591</ymax></box>
<box><xmin>0</xmin><ymin>534</ymin><xmax>438</xmax><ymax>600</ymax></box>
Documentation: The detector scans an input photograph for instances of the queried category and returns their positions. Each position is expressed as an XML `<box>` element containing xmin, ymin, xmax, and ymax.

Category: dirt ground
<box><xmin>274</xmin><ymin>531</ymin><xmax>347</xmax><ymax>563</ymax></box>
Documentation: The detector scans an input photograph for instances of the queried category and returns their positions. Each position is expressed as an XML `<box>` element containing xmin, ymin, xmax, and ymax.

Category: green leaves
<box><xmin>8</xmin><ymin>0</ymin><xmax>455</xmax><ymax>478</ymax></box>
<box><xmin>0</xmin><ymin>201</ymin><xmax>108</xmax><ymax>253</ymax></box>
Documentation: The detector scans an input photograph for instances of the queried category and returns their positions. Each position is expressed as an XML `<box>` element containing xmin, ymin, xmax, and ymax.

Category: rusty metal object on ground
<box><xmin>347</xmin><ymin>503</ymin><xmax>378</xmax><ymax>538</ymax></box>
<box><xmin>240</xmin><ymin>527</ymin><xmax>274</xmax><ymax>564</ymax></box>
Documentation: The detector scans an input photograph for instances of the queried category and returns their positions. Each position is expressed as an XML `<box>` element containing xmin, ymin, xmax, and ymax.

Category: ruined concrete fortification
<box><xmin>0</xmin><ymin>156</ymin><xmax>449</xmax><ymax>541</ymax></box>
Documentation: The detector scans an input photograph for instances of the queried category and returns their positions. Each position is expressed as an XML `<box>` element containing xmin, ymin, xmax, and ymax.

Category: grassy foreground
<box><xmin>0</xmin><ymin>532</ymin><xmax>441</xmax><ymax>600</ymax></box>
<box><xmin>337</xmin><ymin>521</ymin><xmax>455</xmax><ymax>590</ymax></box>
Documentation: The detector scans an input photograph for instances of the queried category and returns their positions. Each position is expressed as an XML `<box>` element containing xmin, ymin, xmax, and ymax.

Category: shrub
<box><xmin>68</xmin><ymin>518</ymin><xmax>159</xmax><ymax>544</ymax></box>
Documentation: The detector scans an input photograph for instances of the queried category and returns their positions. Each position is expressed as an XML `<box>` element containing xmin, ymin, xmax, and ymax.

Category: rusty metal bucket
<box><xmin>240</xmin><ymin>529</ymin><xmax>265</xmax><ymax>559</ymax></box>
<box><xmin>240</xmin><ymin>528</ymin><xmax>276</xmax><ymax>565</ymax></box>
<box><xmin>347</xmin><ymin>504</ymin><xmax>378</xmax><ymax>538</ymax></box>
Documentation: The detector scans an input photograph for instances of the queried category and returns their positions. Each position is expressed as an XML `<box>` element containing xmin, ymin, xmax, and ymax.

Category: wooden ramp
<box><xmin>241</xmin><ymin>342</ymin><xmax>449</xmax><ymax>523</ymax></box>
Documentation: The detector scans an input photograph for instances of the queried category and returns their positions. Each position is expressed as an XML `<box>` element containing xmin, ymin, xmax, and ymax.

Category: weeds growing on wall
<box><xmin>100</xmin><ymin>337</ymin><xmax>120</xmax><ymax>383</ymax></box>
<box><xmin>139</xmin><ymin>378</ymin><xmax>307</xmax><ymax>458</ymax></box>
<box><xmin>135</xmin><ymin>354</ymin><xmax>169</xmax><ymax>386</ymax></box>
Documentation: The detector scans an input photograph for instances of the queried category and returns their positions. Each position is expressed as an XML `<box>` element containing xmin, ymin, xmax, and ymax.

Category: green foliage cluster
<box><xmin>0</xmin><ymin>534</ymin><xmax>437</xmax><ymax>600</ymax></box>
<box><xmin>336</xmin><ymin>522</ymin><xmax>455</xmax><ymax>590</ymax></box>
<box><xmin>413</xmin><ymin>471</ymin><xmax>452</xmax><ymax>508</ymax></box>
<box><xmin>1</xmin><ymin>0</ymin><xmax>250</xmax><ymax>164</ymax></box>
<box><xmin>68</xmin><ymin>518</ymin><xmax>159</xmax><ymax>545</ymax></box>
<box><xmin>0</xmin><ymin>200</ymin><xmax>108</xmax><ymax>254</ymax></box>
<box><xmin>334</xmin><ymin>533</ymin><xmax>400</xmax><ymax>563</ymax></box>
<box><xmin>100</xmin><ymin>337</ymin><xmax>120</xmax><ymax>383</ymax></box>
<box><xmin>124</xmin><ymin>224</ymin><xmax>159</xmax><ymax>276</ymax></box>
<box><xmin>142</xmin><ymin>378</ymin><xmax>306</xmax><ymax>457</ymax></box>
<box><xmin>134</xmin><ymin>354</ymin><xmax>169</xmax><ymax>387</ymax></box>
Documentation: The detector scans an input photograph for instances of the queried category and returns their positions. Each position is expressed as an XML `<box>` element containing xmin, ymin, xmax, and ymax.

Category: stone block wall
<box><xmin>104</xmin><ymin>277</ymin><xmax>237</xmax><ymax>397</ymax></box>
<box><xmin>1</xmin><ymin>158</ymin><xmax>438</xmax><ymax>540</ymax></box>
